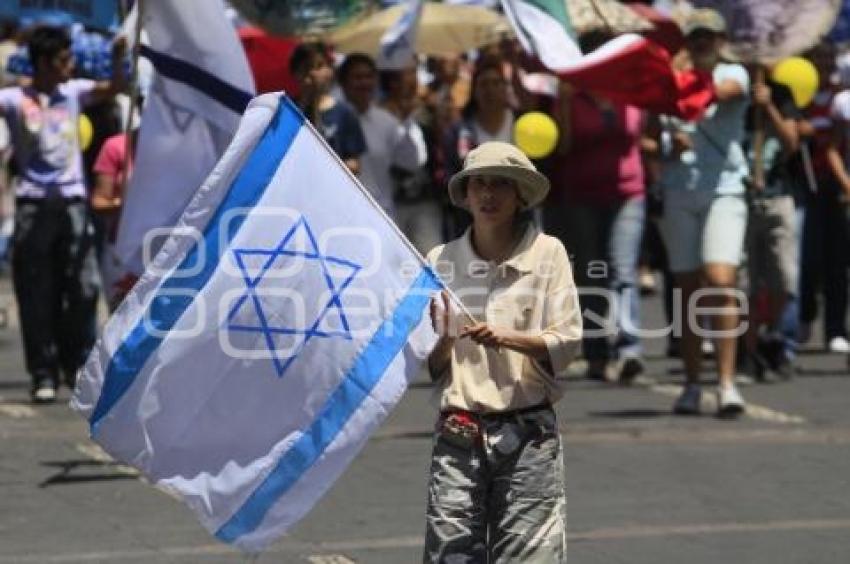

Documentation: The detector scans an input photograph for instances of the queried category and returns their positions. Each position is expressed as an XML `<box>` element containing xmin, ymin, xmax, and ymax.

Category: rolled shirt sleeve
<box><xmin>538</xmin><ymin>242</ymin><xmax>583</xmax><ymax>378</ymax></box>
<box><xmin>428</xmin><ymin>228</ymin><xmax>584</xmax><ymax>412</ymax></box>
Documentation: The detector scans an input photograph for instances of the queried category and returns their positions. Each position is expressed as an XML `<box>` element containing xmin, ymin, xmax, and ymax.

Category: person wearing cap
<box><xmin>655</xmin><ymin>8</ymin><xmax>751</xmax><ymax>417</ymax></box>
<box><xmin>423</xmin><ymin>141</ymin><xmax>581</xmax><ymax>562</ymax></box>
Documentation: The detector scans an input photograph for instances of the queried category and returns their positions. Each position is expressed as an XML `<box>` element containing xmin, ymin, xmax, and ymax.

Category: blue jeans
<box><xmin>544</xmin><ymin>197</ymin><xmax>645</xmax><ymax>361</ymax></box>
<box><xmin>778</xmin><ymin>204</ymin><xmax>805</xmax><ymax>359</ymax></box>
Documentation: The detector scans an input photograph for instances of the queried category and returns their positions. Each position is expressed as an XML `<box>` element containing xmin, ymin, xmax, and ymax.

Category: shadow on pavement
<box><xmin>796</xmin><ymin>368</ymin><xmax>849</xmax><ymax>378</ymax></box>
<box><xmin>38</xmin><ymin>459</ymin><xmax>138</xmax><ymax>488</ymax></box>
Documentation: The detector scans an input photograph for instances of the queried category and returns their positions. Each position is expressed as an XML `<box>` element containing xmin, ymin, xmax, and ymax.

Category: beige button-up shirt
<box><xmin>426</xmin><ymin>224</ymin><xmax>582</xmax><ymax>413</ymax></box>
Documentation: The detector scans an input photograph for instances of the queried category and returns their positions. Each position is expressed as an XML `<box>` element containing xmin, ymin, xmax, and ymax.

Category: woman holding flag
<box><xmin>424</xmin><ymin>141</ymin><xmax>581</xmax><ymax>562</ymax></box>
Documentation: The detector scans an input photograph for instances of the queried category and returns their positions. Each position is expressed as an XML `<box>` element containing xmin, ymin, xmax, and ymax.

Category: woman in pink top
<box><xmin>543</xmin><ymin>33</ymin><xmax>649</xmax><ymax>383</ymax></box>
<box><xmin>92</xmin><ymin>127</ymin><xmax>136</xmax><ymax>310</ymax></box>
<box><xmin>92</xmin><ymin>129</ymin><xmax>135</xmax><ymax>243</ymax></box>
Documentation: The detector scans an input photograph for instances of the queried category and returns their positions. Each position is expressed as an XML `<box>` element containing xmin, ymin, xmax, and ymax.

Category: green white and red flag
<box><xmin>501</xmin><ymin>0</ymin><xmax>714</xmax><ymax>120</ymax></box>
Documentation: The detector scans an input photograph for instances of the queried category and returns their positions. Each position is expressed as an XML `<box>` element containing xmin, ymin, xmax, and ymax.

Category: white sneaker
<box><xmin>717</xmin><ymin>385</ymin><xmax>745</xmax><ymax>418</ymax></box>
<box><xmin>673</xmin><ymin>384</ymin><xmax>702</xmax><ymax>415</ymax></box>
<box><xmin>32</xmin><ymin>384</ymin><xmax>56</xmax><ymax>404</ymax></box>
<box><xmin>827</xmin><ymin>336</ymin><xmax>850</xmax><ymax>354</ymax></box>
<box><xmin>639</xmin><ymin>270</ymin><xmax>657</xmax><ymax>294</ymax></box>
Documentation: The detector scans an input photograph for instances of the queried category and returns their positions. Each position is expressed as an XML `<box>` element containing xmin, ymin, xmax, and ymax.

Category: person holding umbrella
<box><xmin>741</xmin><ymin>65</ymin><xmax>801</xmax><ymax>381</ymax></box>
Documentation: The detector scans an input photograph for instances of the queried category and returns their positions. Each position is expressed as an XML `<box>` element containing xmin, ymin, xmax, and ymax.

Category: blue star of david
<box><xmin>226</xmin><ymin>216</ymin><xmax>361</xmax><ymax>377</ymax></box>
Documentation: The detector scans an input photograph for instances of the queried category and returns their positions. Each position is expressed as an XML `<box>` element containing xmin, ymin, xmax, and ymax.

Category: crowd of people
<box><xmin>1</xmin><ymin>9</ymin><xmax>849</xmax><ymax>412</ymax></box>
<box><xmin>2</xmin><ymin>6</ymin><xmax>850</xmax><ymax>562</ymax></box>
<box><xmin>288</xmin><ymin>9</ymin><xmax>850</xmax><ymax>420</ymax></box>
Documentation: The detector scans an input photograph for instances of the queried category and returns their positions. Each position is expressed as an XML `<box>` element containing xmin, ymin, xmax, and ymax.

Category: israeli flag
<box><xmin>109</xmin><ymin>0</ymin><xmax>255</xmax><ymax>301</ymax></box>
<box><xmin>71</xmin><ymin>93</ymin><xmax>441</xmax><ymax>551</ymax></box>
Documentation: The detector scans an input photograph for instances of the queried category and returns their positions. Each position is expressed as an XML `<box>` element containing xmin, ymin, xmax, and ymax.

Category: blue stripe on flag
<box><xmin>141</xmin><ymin>45</ymin><xmax>254</xmax><ymax>114</ymax></box>
<box><xmin>215</xmin><ymin>266</ymin><xmax>441</xmax><ymax>544</ymax></box>
<box><xmin>89</xmin><ymin>97</ymin><xmax>304</xmax><ymax>433</ymax></box>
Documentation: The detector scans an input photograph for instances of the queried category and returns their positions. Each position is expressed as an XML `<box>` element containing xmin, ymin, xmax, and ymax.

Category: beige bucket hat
<box><xmin>447</xmin><ymin>142</ymin><xmax>550</xmax><ymax>211</ymax></box>
<box><xmin>682</xmin><ymin>8</ymin><xmax>727</xmax><ymax>36</ymax></box>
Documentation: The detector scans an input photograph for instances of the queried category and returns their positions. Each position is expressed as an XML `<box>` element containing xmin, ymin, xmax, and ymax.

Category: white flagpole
<box><xmin>119</xmin><ymin>0</ymin><xmax>144</xmax><ymax>200</ymax></box>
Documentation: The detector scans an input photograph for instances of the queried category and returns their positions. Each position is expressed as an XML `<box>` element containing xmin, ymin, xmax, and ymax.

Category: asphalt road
<box><xmin>1</xmin><ymin>279</ymin><xmax>849</xmax><ymax>563</ymax></box>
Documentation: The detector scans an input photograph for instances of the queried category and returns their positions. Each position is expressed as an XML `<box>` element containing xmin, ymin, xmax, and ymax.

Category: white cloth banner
<box><xmin>378</xmin><ymin>0</ymin><xmax>424</xmax><ymax>69</ymax></box>
<box><xmin>109</xmin><ymin>0</ymin><xmax>255</xmax><ymax>300</ymax></box>
<box><xmin>73</xmin><ymin>93</ymin><xmax>441</xmax><ymax>551</ymax></box>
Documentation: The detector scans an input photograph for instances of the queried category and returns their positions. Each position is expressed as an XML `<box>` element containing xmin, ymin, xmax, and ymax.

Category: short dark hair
<box><xmin>462</xmin><ymin>56</ymin><xmax>505</xmax><ymax>120</ymax></box>
<box><xmin>28</xmin><ymin>25</ymin><xmax>71</xmax><ymax>72</ymax></box>
<box><xmin>289</xmin><ymin>41</ymin><xmax>330</xmax><ymax>76</ymax></box>
<box><xmin>337</xmin><ymin>53</ymin><xmax>376</xmax><ymax>86</ymax></box>
<box><xmin>379</xmin><ymin>68</ymin><xmax>408</xmax><ymax>95</ymax></box>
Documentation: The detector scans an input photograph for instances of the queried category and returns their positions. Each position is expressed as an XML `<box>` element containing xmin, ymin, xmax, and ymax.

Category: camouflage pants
<box><xmin>423</xmin><ymin>407</ymin><xmax>567</xmax><ymax>563</ymax></box>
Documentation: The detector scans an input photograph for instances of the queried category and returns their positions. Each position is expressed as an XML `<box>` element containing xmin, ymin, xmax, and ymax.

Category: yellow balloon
<box><xmin>772</xmin><ymin>57</ymin><xmax>819</xmax><ymax>108</ymax></box>
<box><xmin>78</xmin><ymin>114</ymin><xmax>93</xmax><ymax>151</ymax></box>
<box><xmin>514</xmin><ymin>112</ymin><xmax>559</xmax><ymax>159</ymax></box>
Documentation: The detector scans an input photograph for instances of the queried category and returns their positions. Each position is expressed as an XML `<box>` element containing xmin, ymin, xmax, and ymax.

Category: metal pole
<box><xmin>119</xmin><ymin>0</ymin><xmax>144</xmax><ymax>199</ymax></box>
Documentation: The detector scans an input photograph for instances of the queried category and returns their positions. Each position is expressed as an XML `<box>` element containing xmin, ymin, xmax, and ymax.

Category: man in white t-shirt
<box><xmin>338</xmin><ymin>53</ymin><xmax>439</xmax><ymax>252</ymax></box>
<box><xmin>0</xmin><ymin>26</ymin><xmax>126</xmax><ymax>403</ymax></box>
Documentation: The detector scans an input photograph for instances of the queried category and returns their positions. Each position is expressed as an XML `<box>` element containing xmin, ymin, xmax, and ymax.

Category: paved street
<box><xmin>1</xmin><ymin>276</ymin><xmax>849</xmax><ymax>563</ymax></box>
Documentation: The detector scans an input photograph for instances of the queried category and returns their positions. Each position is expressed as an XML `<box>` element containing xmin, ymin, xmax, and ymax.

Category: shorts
<box><xmin>746</xmin><ymin>195</ymin><xmax>798</xmax><ymax>296</ymax></box>
<box><xmin>661</xmin><ymin>190</ymin><xmax>748</xmax><ymax>273</ymax></box>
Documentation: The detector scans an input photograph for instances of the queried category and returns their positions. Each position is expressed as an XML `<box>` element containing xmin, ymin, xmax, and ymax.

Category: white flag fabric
<box><xmin>377</xmin><ymin>0</ymin><xmax>424</xmax><ymax>69</ymax></box>
<box><xmin>109</xmin><ymin>0</ymin><xmax>255</xmax><ymax>300</ymax></box>
<box><xmin>72</xmin><ymin>93</ymin><xmax>441</xmax><ymax>551</ymax></box>
<box><xmin>501</xmin><ymin>0</ymin><xmax>583</xmax><ymax>70</ymax></box>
